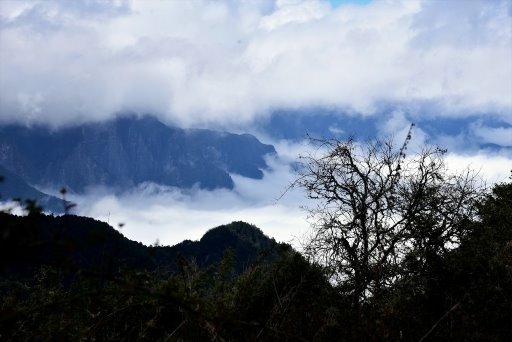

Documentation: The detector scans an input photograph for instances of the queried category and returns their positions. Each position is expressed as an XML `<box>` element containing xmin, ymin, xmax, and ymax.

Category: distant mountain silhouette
<box><xmin>255</xmin><ymin>108</ymin><xmax>378</xmax><ymax>140</ymax></box>
<box><xmin>253</xmin><ymin>109</ymin><xmax>512</xmax><ymax>151</ymax></box>
<box><xmin>0</xmin><ymin>165</ymin><xmax>64</xmax><ymax>213</ymax></box>
<box><xmin>0</xmin><ymin>115</ymin><xmax>276</xmax><ymax>193</ymax></box>
<box><xmin>0</xmin><ymin>213</ymin><xmax>280</xmax><ymax>277</ymax></box>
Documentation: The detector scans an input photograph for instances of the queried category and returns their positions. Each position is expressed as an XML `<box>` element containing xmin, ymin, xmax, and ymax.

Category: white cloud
<box><xmin>0</xmin><ymin>200</ymin><xmax>24</xmax><ymax>216</ymax></box>
<box><xmin>76</xmin><ymin>193</ymin><xmax>308</xmax><ymax>247</ymax></box>
<box><xmin>64</xmin><ymin>139</ymin><xmax>512</xmax><ymax>248</ymax></box>
<box><xmin>378</xmin><ymin>110</ymin><xmax>428</xmax><ymax>149</ymax></box>
<box><xmin>445</xmin><ymin>152</ymin><xmax>512</xmax><ymax>184</ymax></box>
<box><xmin>259</xmin><ymin>0</ymin><xmax>330</xmax><ymax>31</ymax></box>
<box><xmin>0</xmin><ymin>0</ymin><xmax>510</xmax><ymax>128</ymax></box>
<box><xmin>471</xmin><ymin>122</ymin><xmax>512</xmax><ymax>146</ymax></box>
<box><xmin>73</xmin><ymin>152</ymin><xmax>310</xmax><ymax>247</ymax></box>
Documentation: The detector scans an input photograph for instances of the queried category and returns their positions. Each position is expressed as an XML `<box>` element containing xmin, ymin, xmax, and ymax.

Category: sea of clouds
<box><xmin>69</xmin><ymin>140</ymin><xmax>512</xmax><ymax>247</ymax></box>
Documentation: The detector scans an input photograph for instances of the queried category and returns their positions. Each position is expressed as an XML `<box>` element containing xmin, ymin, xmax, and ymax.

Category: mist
<box><xmin>69</xmin><ymin>142</ymin><xmax>511</xmax><ymax>247</ymax></box>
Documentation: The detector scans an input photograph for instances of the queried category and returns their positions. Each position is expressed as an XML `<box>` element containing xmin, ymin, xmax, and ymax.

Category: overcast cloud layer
<box><xmin>1</xmin><ymin>0</ymin><xmax>510</xmax><ymax>128</ymax></box>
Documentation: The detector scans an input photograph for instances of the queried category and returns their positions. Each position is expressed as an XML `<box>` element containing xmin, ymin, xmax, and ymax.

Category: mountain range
<box><xmin>253</xmin><ymin>109</ymin><xmax>512</xmax><ymax>152</ymax></box>
<box><xmin>0</xmin><ymin>115</ymin><xmax>276</xmax><ymax>198</ymax></box>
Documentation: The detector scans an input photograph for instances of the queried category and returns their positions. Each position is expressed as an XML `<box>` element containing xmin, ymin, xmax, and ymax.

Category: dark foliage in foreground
<box><xmin>0</xmin><ymin>182</ymin><xmax>511</xmax><ymax>340</ymax></box>
<box><xmin>0</xmin><ymin>214</ymin><xmax>279</xmax><ymax>278</ymax></box>
<box><xmin>0</xmin><ymin>213</ymin><xmax>336</xmax><ymax>340</ymax></box>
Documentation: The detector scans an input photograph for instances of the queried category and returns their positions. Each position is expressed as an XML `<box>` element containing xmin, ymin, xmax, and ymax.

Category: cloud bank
<box><xmin>68</xmin><ymin>142</ymin><xmax>512</xmax><ymax>247</ymax></box>
<box><xmin>1</xmin><ymin>0</ymin><xmax>510</xmax><ymax>128</ymax></box>
<box><xmin>72</xmin><ymin>153</ymin><xmax>310</xmax><ymax>247</ymax></box>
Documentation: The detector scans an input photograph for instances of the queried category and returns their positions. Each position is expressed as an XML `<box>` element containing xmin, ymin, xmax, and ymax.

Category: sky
<box><xmin>0</xmin><ymin>0</ymin><xmax>511</xmax><ymax>246</ymax></box>
<box><xmin>0</xmin><ymin>0</ymin><xmax>510</xmax><ymax>128</ymax></box>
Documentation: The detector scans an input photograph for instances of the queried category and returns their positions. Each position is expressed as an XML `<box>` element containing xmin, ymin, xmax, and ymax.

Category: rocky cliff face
<box><xmin>0</xmin><ymin>115</ymin><xmax>276</xmax><ymax>193</ymax></box>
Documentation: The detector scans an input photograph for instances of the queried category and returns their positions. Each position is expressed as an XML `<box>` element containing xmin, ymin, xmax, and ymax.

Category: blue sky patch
<box><xmin>329</xmin><ymin>0</ymin><xmax>373</xmax><ymax>7</ymax></box>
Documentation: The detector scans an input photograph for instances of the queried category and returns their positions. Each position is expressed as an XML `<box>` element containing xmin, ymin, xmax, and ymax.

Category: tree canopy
<box><xmin>295</xmin><ymin>130</ymin><xmax>483</xmax><ymax>309</ymax></box>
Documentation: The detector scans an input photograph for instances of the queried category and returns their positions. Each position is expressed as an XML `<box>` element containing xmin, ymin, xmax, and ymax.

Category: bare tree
<box><xmin>294</xmin><ymin>126</ymin><xmax>482</xmax><ymax>308</ymax></box>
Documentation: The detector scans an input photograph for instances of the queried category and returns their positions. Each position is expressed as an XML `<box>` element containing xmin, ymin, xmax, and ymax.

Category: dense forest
<box><xmin>1</xmin><ymin>137</ymin><xmax>511</xmax><ymax>341</ymax></box>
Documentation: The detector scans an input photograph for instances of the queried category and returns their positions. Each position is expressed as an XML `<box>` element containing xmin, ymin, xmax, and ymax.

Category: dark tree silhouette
<box><xmin>294</xmin><ymin>127</ymin><xmax>483</xmax><ymax>309</ymax></box>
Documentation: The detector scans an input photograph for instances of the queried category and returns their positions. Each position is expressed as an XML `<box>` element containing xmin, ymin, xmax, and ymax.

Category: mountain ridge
<box><xmin>0</xmin><ymin>213</ymin><xmax>282</xmax><ymax>277</ymax></box>
<box><xmin>0</xmin><ymin>115</ymin><xmax>276</xmax><ymax>194</ymax></box>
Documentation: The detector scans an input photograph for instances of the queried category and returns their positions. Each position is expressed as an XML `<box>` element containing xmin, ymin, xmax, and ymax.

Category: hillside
<box><xmin>0</xmin><ymin>213</ymin><xmax>280</xmax><ymax>278</ymax></box>
<box><xmin>0</xmin><ymin>210</ymin><xmax>332</xmax><ymax>341</ymax></box>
